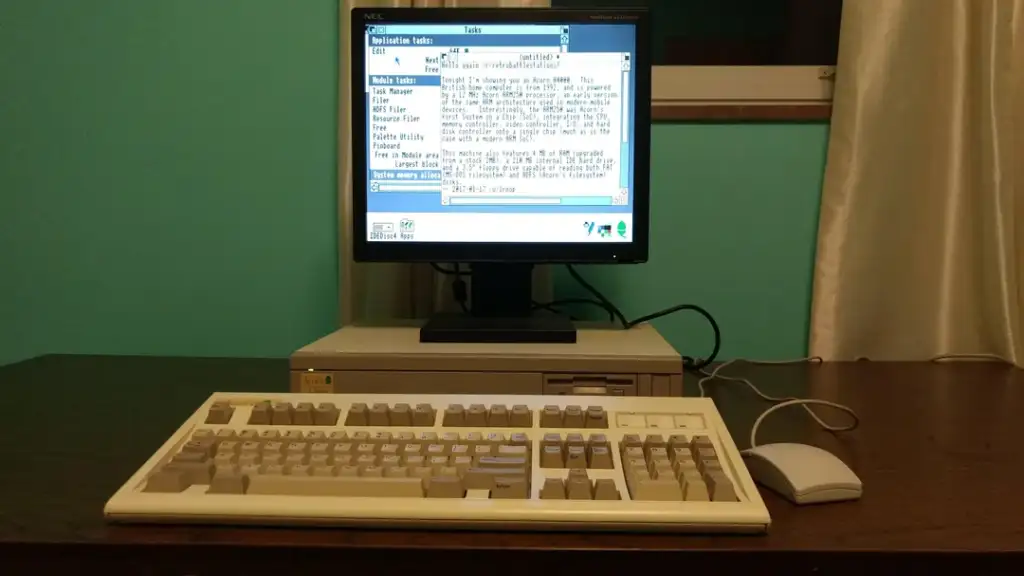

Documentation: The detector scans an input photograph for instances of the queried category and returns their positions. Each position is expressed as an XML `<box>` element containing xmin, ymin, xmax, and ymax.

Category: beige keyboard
<box><xmin>105</xmin><ymin>393</ymin><xmax>770</xmax><ymax>532</ymax></box>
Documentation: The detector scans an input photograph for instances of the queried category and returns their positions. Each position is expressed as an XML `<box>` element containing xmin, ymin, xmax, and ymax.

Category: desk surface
<box><xmin>2</xmin><ymin>355</ymin><xmax>1022</xmax><ymax>571</ymax></box>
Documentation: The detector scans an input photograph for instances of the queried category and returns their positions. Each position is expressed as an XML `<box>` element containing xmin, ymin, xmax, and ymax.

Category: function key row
<box><xmin>245</xmin><ymin>402</ymin><xmax>342</xmax><ymax>426</ymax></box>
<box><xmin>442</xmin><ymin>404</ymin><xmax>531</xmax><ymax>427</ymax></box>
<box><xmin>209</xmin><ymin>400</ymin><xmax>647</xmax><ymax>430</ymax></box>
<box><xmin>344</xmin><ymin>403</ymin><xmax>436</xmax><ymax>427</ymax></box>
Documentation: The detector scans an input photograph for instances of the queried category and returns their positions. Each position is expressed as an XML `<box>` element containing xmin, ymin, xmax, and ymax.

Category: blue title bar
<box><xmin>369</xmin><ymin>35</ymin><xmax>561</xmax><ymax>48</ymax></box>
<box><xmin>369</xmin><ymin>24</ymin><xmax>564</xmax><ymax>35</ymax></box>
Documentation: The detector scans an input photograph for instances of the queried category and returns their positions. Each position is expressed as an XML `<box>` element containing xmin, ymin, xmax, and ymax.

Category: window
<box><xmin>552</xmin><ymin>0</ymin><xmax>842</xmax><ymax>119</ymax></box>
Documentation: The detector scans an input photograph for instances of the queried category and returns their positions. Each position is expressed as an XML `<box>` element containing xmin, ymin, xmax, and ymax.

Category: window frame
<box><xmin>651</xmin><ymin>65</ymin><xmax>835</xmax><ymax>120</ymax></box>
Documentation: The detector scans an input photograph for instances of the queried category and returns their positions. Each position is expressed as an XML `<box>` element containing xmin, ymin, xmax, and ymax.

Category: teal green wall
<box><xmin>555</xmin><ymin>123</ymin><xmax>827</xmax><ymax>361</ymax></box>
<box><xmin>0</xmin><ymin>0</ymin><xmax>826</xmax><ymax>366</ymax></box>
<box><xmin>0</xmin><ymin>0</ymin><xmax>340</xmax><ymax>366</ymax></box>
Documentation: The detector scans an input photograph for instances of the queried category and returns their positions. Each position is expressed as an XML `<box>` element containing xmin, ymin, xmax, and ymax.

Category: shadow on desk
<box><xmin>1</xmin><ymin>355</ymin><xmax>1023</xmax><ymax>572</ymax></box>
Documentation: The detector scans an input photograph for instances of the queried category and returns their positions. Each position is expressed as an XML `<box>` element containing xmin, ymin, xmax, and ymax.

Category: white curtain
<box><xmin>339</xmin><ymin>0</ymin><xmax>553</xmax><ymax>325</ymax></box>
<box><xmin>809</xmin><ymin>0</ymin><xmax>1023</xmax><ymax>364</ymax></box>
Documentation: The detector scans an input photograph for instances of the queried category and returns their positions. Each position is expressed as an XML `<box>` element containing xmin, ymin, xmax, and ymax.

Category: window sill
<box><xmin>652</xmin><ymin>102</ymin><xmax>832</xmax><ymax>121</ymax></box>
<box><xmin>650</xmin><ymin>66</ymin><xmax>834</xmax><ymax>122</ymax></box>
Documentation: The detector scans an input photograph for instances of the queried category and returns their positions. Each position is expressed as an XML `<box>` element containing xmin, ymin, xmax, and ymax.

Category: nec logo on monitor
<box><xmin>363</xmin><ymin>13</ymin><xmax>384</xmax><ymax>20</ymax></box>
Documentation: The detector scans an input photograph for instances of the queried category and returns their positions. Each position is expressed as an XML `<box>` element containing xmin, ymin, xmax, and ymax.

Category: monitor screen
<box><xmin>361</xmin><ymin>19</ymin><xmax>639</xmax><ymax>245</ymax></box>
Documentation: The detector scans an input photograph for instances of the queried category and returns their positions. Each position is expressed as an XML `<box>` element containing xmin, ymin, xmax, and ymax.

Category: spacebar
<box><xmin>247</xmin><ymin>475</ymin><xmax>425</xmax><ymax>497</ymax></box>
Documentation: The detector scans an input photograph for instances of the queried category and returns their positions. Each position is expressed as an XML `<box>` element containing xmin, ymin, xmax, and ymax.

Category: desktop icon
<box><xmin>400</xmin><ymin>219</ymin><xmax>415</xmax><ymax>233</ymax></box>
<box><xmin>598</xmin><ymin>224</ymin><xmax>612</xmax><ymax>238</ymax></box>
<box><xmin>584</xmin><ymin>222</ymin><xmax>595</xmax><ymax>236</ymax></box>
<box><xmin>617</xmin><ymin>221</ymin><xmax>627</xmax><ymax>238</ymax></box>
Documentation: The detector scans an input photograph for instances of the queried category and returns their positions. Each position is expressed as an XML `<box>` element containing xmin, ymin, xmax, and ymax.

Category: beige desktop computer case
<box><xmin>289</xmin><ymin>322</ymin><xmax>683</xmax><ymax>397</ymax></box>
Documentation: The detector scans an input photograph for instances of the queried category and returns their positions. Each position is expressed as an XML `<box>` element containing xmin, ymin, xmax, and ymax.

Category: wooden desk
<box><xmin>1</xmin><ymin>355</ymin><xmax>1022</xmax><ymax>572</ymax></box>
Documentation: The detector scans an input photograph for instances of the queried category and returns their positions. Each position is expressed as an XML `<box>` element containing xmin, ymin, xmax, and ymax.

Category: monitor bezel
<box><xmin>349</xmin><ymin>7</ymin><xmax>651</xmax><ymax>264</ymax></box>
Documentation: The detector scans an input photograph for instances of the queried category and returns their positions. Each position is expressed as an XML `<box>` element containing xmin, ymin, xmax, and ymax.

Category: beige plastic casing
<box><xmin>289</xmin><ymin>323</ymin><xmax>683</xmax><ymax>396</ymax></box>
<box><xmin>104</xmin><ymin>392</ymin><xmax>770</xmax><ymax>532</ymax></box>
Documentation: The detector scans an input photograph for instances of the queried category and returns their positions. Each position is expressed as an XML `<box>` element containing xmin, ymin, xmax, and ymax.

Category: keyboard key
<box><xmin>413</xmin><ymin>403</ymin><xmax>435</xmax><ymax>426</ymax></box>
<box><xmin>588</xmin><ymin>446</ymin><xmax>614</xmax><ymax>469</ymax></box>
<box><xmin>668</xmin><ymin>434</ymin><xmax>689</xmax><ymax>450</ymax></box>
<box><xmin>390</xmin><ymin>403</ymin><xmax>412</xmax><ymax>426</ymax></box>
<box><xmin>247</xmin><ymin>401</ymin><xmax>271</xmax><ymax>425</ymax></box>
<box><xmin>565</xmin><ymin>433</ymin><xmax>585</xmax><ymax>448</ymax></box>
<box><xmin>631</xmin><ymin>478</ymin><xmax>682</xmax><ymax>501</ymax></box>
<box><xmin>463</xmin><ymin>467</ymin><xmax>528</xmax><ymax>490</ymax></box>
<box><xmin>541</xmin><ymin>446</ymin><xmax>563</xmax><ymax>468</ymax></box>
<box><xmin>706</xmin><ymin>471</ymin><xmax>737</xmax><ymax>502</ymax></box>
<box><xmin>369</xmin><ymin>403</ymin><xmax>390</xmax><ymax>426</ymax></box>
<box><xmin>165</xmin><ymin>459</ymin><xmax>214</xmax><ymax>484</ymax></box>
<box><xmin>510</xmin><ymin>404</ymin><xmax>532</xmax><ymax>427</ymax></box>
<box><xmin>682</xmin><ymin>473</ymin><xmax>710</xmax><ymax>502</ymax></box>
<box><xmin>566</xmin><ymin>446</ymin><xmax>587</xmax><ymax>469</ymax></box>
<box><xmin>475</xmin><ymin>456</ymin><xmax>528</xmax><ymax>469</ymax></box>
<box><xmin>314</xmin><ymin>403</ymin><xmax>340</xmax><ymax>426</ymax></box>
<box><xmin>488</xmin><ymin>404</ymin><xmax>509</xmax><ymax>426</ymax></box>
<box><xmin>206</xmin><ymin>402</ymin><xmax>234</xmax><ymax>425</ymax></box>
<box><xmin>540</xmin><ymin>478</ymin><xmax>565</xmax><ymax>499</ymax></box>
<box><xmin>691</xmin><ymin>435</ymin><xmax>714</xmax><ymax>453</ymax></box>
<box><xmin>621</xmin><ymin>434</ymin><xmax>642</xmax><ymax>449</ymax></box>
<box><xmin>248</xmin><ymin>474</ymin><xmax>425</xmax><ymax>497</ymax></box>
<box><xmin>542</xmin><ymin>433</ymin><xmax>562</xmax><ymax>449</ymax></box>
<box><xmin>588</xmin><ymin>433</ymin><xmax>610</xmax><ymax>450</ymax></box>
<box><xmin>585</xmin><ymin>406</ymin><xmax>608</xmax><ymax>429</ymax></box>
<box><xmin>594</xmin><ymin>479</ymin><xmax>620</xmax><ymax>500</ymax></box>
<box><xmin>182</xmin><ymin>439</ymin><xmax>216</xmax><ymax>458</ymax></box>
<box><xmin>293</xmin><ymin>403</ymin><xmax>314</xmax><ymax>425</ymax></box>
<box><xmin>144</xmin><ymin>468</ymin><xmax>191</xmax><ymax>493</ymax></box>
<box><xmin>540</xmin><ymin>405</ymin><xmax>562</xmax><ymax>427</ymax></box>
<box><xmin>563</xmin><ymin>405</ymin><xmax>585</xmax><ymax>427</ymax></box>
<box><xmin>385</xmin><ymin>465</ymin><xmax>408</xmax><ymax>478</ymax></box>
<box><xmin>191</xmin><ymin>428</ymin><xmax>218</xmax><ymax>441</ymax></box>
<box><xmin>345</xmin><ymin>403</ymin><xmax>368</xmax><ymax>426</ymax></box>
<box><xmin>567</xmin><ymin>478</ymin><xmax>592</xmax><ymax>500</ymax></box>
<box><xmin>643</xmin><ymin>435</ymin><xmax>666</xmax><ymax>456</ymax></box>
<box><xmin>498</xmin><ymin>445</ymin><xmax>527</xmax><ymax>458</ymax></box>
<box><xmin>491</xmin><ymin>477</ymin><xmax>529</xmax><ymax>499</ymax></box>
<box><xmin>271</xmin><ymin>403</ymin><xmax>292</xmax><ymax>425</ymax></box>
<box><xmin>427</xmin><ymin>476</ymin><xmax>464</xmax><ymax>498</ymax></box>
<box><xmin>443</xmin><ymin>404</ymin><xmax>465</xmax><ymax>426</ymax></box>
<box><xmin>466</xmin><ymin>404</ymin><xmax>488</xmax><ymax>426</ymax></box>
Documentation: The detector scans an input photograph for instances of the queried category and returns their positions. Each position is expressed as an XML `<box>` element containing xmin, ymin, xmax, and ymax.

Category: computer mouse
<box><xmin>741</xmin><ymin>443</ymin><xmax>862</xmax><ymax>505</ymax></box>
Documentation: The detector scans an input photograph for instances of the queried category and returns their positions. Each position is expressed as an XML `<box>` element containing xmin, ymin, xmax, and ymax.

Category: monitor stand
<box><xmin>419</xmin><ymin>263</ymin><xmax>577</xmax><ymax>344</ymax></box>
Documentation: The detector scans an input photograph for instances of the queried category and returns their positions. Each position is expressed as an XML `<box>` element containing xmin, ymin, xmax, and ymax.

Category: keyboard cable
<box><xmin>695</xmin><ymin>358</ymin><xmax>860</xmax><ymax>449</ymax></box>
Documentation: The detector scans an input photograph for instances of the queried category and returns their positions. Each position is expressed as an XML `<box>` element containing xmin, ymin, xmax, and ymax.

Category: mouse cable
<box><xmin>696</xmin><ymin>358</ymin><xmax>860</xmax><ymax>449</ymax></box>
<box><xmin>430</xmin><ymin>262</ymin><xmax>722</xmax><ymax>371</ymax></box>
<box><xmin>564</xmin><ymin>264</ymin><xmax>721</xmax><ymax>371</ymax></box>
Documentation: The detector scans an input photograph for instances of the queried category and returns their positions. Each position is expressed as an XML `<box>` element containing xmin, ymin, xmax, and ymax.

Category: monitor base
<box><xmin>420</xmin><ymin>314</ymin><xmax>577</xmax><ymax>344</ymax></box>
